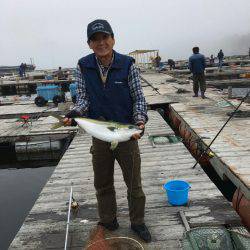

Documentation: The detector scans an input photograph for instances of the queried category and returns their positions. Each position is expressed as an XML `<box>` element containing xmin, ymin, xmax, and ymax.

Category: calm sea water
<box><xmin>0</xmin><ymin>166</ymin><xmax>55</xmax><ymax>250</ymax></box>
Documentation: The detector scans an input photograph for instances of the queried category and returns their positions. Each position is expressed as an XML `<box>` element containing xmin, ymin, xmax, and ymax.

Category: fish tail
<box><xmin>110</xmin><ymin>141</ymin><xmax>118</xmax><ymax>150</ymax></box>
<box><xmin>51</xmin><ymin>122</ymin><xmax>64</xmax><ymax>130</ymax></box>
<box><xmin>50</xmin><ymin>114</ymin><xmax>64</xmax><ymax>122</ymax></box>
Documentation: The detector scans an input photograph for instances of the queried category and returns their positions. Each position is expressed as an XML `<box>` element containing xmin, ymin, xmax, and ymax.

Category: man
<box><xmin>63</xmin><ymin>19</ymin><xmax>151</xmax><ymax>242</ymax></box>
<box><xmin>154</xmin><ymin>52</ymin><xmax>161</xmax><ymax>68</ymax></box>
<box><xmin>168</xmin><ymin>59</ymin><xmax>175</xmax><ymax>70</ymax></box>
<box><xmin>209</xmin><ymin>55</ymin><xmax>214</xmax><ymax>66</ymax></box>
<box><xmin>188</xmin><ymin>47</ymin><xmax>206</xmax><ymax>99</ymax></box>
<box><xmin>19</xmin><ymin>63</ymin><xmax>26</xmax><ymax>77</ymax></box>
<box><xmin>217</xmin><ymin>49</ymin><xmax>224</xmax><ymax>71</ymax></box>
<box><xmin>57</xmin><ymin>66</ymin><xmax>64</xmax><ymax>79</ymax></box>
<box><xmin>19</xmin><ymin>63</ymin><xmax>24</xmax><ymax>77</ymax></box>
<box><xmin>23</xmin><ymin>63</ymin><xmax>27</xmax><ymax>77</ymax></box>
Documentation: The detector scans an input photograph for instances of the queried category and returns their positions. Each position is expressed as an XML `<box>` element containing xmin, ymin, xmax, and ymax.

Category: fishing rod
<box><xmin>192</xmin><ymin>90</ymin><xmax>250</xmax><ymax>169</ymax></box>
<box><xmin>64</xmin><ymin>183</ymin><xmax>79</xmax><ymax>250</ymax></box>
<box><xmin>140</xmin><ymin>75</ymin><xmax>161</xmax><ymax>95</ymax></box>
<box><xmin>64</xmin><ymin>184</ymin><xmax>73</xmax><ymax>250</ymax></box>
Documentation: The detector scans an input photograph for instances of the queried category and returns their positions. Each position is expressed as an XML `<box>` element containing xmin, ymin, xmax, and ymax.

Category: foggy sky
<box><xmin>1</xmin><ymin>0</ymin><xmax>250</xmax><ymax>69</ymax></box>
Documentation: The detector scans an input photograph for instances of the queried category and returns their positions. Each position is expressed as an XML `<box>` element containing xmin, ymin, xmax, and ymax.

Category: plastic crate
<box><xmin>36</xmin><ymin>85</ymin><xmax>60</xmax><ymax>101</ymax></box>
<box><xmin>69</xmin><ymin>83</ymin><xmax>77</xmax><ymax>97</ymax></box>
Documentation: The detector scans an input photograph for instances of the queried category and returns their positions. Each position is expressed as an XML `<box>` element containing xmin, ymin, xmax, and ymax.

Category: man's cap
<box><xmin>87</xmin><ymin>19</ymin><xmax>113</xmax><ymax>41</ymax></box>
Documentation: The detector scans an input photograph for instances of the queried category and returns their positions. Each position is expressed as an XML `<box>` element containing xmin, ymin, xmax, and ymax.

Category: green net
<box><xmin>148</xmin><ymin>135</ymin><xmax>182</xmax><ymax>145</ymax></box>
<box><xmin>167</xmin><ymin>135</ymin><xmax>182</xmax><ymax>143</ymax></box>
<box><xmin>182</xmin><ymin>227</ymin><xmax>250</xmax><ymax>250</ymax></box>
<box><xmin>153</xmin><ymin>136</ymin><xmax>169</xmax><ymax>144</ymax></box>
<box><xmin>215</xmin><ymin>100</ymin><xmax>232</xmax><ymax>108</ymax></box>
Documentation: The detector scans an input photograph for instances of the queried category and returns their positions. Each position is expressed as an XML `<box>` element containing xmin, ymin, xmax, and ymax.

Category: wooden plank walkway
<box><xmin>206</xmin><ymin>78</ymin><xmax>250</xmax><ymax>88</ymax></box>
<box><xmin>0</xmin><ymin>102</ymin><xmax>64</xmax><ymax>119</ymax></box>
<box><xmin>141</xmin><ymin>73</ymin><xmax>250</xmax><ymax>198</ymax></box>
<box><xmin>141</xmin><ymin>73</ymin><xmax>191</xmax><ymax>105</ymax></box>
<box><xmin>10</xmin><ymin>110</ymin><xmax>241</xmax><ymax>249</ymax></box>
<box><xmin>170</xmin><ymin>101</ymin><xmax>250</xmax><ymax>199</ymax></box>
<box><xmin>0</xmin><ymin>79</ymin><xmax>74</xmax><ymax>86</ymax></box>
<box><xmin>0</xmin><ymin>115</ymin><xmax>77</xmax><ymax>143</ymax></box>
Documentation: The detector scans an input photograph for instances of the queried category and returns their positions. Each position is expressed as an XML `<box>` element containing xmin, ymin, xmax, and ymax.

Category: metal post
<box><xmin>179</xmin><ymin>211</ymin><xmax>190</xmax><ymax>231</ymax></box>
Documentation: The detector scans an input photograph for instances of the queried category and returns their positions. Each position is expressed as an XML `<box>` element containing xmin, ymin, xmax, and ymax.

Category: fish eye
<box><xmin>107</xmin><ymin>126</ymin><xmax>116</xmax><ymax>131</ymax></box>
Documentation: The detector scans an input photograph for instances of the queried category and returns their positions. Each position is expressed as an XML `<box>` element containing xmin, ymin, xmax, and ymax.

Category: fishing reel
<box><xmin>71</xmin><ymin>199</ymin><xmax>79</xmax><ymax>210</ymax></box>
<box><xmin>66</xmin><ymin>196</ymin><xmax>79</xmax><ymax>214</ymax></box>
<box><xmin>71</xmin><ymin>197</ymin><xmax>79</xmax><ymax>214</ymax></box>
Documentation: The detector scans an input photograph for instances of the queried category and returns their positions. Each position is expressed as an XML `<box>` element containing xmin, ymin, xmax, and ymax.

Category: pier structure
<box><xmin>141</xmin><ymin>73</ymin><xmax>250</xmax><ymax>200</ymax></box>
<box><xmin>2</xmin><ymin>67</ymin><xmax>249</xmax><ymax>248</ymax></box>
<box><xmin>10</xmin><ymin>109</ymin><xmax>246</xmax><ymax>249</ymax></box>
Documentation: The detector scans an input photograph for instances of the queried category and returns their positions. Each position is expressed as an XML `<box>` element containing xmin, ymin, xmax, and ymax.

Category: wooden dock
<box><xmin>0</xmin><ymin>101</ymin><xmax>76</xmax><ymax>143</ymax></box>
<box><xmin>0</xmin><ymin>78</ymin><xmax>74</xmax><ymax>96</ymax></box>
<box><xmin>10</xmin><ymin>110</ymin><xmax>243</xmax><ymax>249</ymax></box>
<box><xmin>0</xmin><ymin>115</ymin><xmax>77</xmax><ymax>143</ymax></box>
<box><xmin>141</xmin><ymin>73</ymin><xmax>250</xmax><ymax>199</ymax></box>
<box><xmin>168</xmin><ymin>68</ymin><xmax>250</xmax><ymax>81</ymax></box>
<box><xmin>0</xmin><ymin>102</ymin><xmax>62</xmax><ymax>119</ymax></box>
<box><xmin>206</xmin><ymin>78</ymin><xmax>250</xmax><ymax>89</ymax></box>
<box><xmin>0</xmin><ymin>79</ymin><xmax>74</xmax><ymax>87</ymax></box>
<box><xmin>169</xmin><ymin>101</ymin><xmax>250</xmax><ymax>199</ymax></box>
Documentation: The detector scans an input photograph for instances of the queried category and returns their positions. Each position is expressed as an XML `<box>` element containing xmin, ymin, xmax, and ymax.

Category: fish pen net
<box><xmin>182</xmin><ymin>227</ymin><xmax>250</xmax><ymax>250</ymax></box>
<box><xmin>227</xmin><ymin>110</ymin><xmax>250</xmax><ymax>118</ymax></box>
<box><xmin>85</xmin><ymin>236</ymin><xmax>144</xmax><ymax>250</ymax></box>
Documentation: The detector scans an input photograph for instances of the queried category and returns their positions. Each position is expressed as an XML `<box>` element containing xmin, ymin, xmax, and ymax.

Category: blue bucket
<box><xmin>36</xmin><ymin>85</ymin><xmax>60</xmax><ymax>101</ymax></box>
<box><xmin>69</xmin><ymin>83</ymin><xmax>77</xmax><ymax>97</ymax></box>
<box><xmin>163</xmin><ymin>180</ymin><xmax>190</xmax><ymax>206</ymax></box>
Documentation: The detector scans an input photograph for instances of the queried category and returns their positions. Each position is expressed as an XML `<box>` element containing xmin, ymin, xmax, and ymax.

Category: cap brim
<box><xmin>88</xmin><ymin>31</ymin><xmax>112</xmax><ymax>41</ymax></box>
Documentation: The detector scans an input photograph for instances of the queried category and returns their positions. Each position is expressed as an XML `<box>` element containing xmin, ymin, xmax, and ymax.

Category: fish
<box><xmin>51</xmin><ymin>115</ymin><xmax>142</xmax><ymax>150</ymax></box>
<box><xmin>75</xmin><ymin>118</ymin><xmax>142</xmax><ymax>149</ymax></box>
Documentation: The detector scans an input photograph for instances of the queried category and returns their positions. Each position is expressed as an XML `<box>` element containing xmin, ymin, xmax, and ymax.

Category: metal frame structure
<box><xmin>128</xmin><ymin>50</ymin><xmax>159</xmax><ymax>68</ymax></box>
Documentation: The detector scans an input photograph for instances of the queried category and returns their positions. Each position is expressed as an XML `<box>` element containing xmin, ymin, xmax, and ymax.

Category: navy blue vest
<box><xmin>78</xmin><ymin>51</ymin><xmax>134</xmax><ymax>124</ymax></box>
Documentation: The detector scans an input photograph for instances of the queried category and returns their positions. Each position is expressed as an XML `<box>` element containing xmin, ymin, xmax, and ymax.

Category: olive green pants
<box><xmin>91</xmin><ymin>137</ymin><xmax>145</xmax><ymax>225</ymax></box>
<box><xmin>193</xmin><ymin>73</ymin><xmax>206</xmax><ymax>94</ymax></box>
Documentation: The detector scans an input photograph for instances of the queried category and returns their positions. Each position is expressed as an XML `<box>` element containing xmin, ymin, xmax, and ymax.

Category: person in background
<box><xmin>63</xmin><ymin>19</ymin><xmax>151</xmax><ymax>243</ymax></box>
<box><xmin>188</xmin><ymin>46</ymin><xmax>207</xmax><ymax>99</ymax></box>
<box><xmin>23</xmin><ymin>63</ymin><xmax>27</xmax><ymax>77</ymax></box>
<box><xmin>217</xmin><ymin>49</ymin><xmax>224</xmax><ymax>71</ymax></box>
<box><xmin>44</xmin><ymin>71</ymin><xmax>53</xmax><ymax>80</ymax></box>
<box><xmin>19</xmin><ymin>63</ymin><xmax>26</xmax><ymax>77</ymax></box>
<box><xmin>154</xmin><ymin>52</ymin><xmax>161</xmax><ymax>68</ymax></box>
<box><xmin>57</xmin><ymin>66</ymin><xmax>64</xmax><ymax>79</ymax></box>
<box><xmin>209</xmin><ymin>55</ymin><xmax>215</xmax><ymax>66</ymax></box>
<box><xmin>168</xmin><ymin>59</ymin><xmax>175</xmax><ymax>70</ymax></box>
